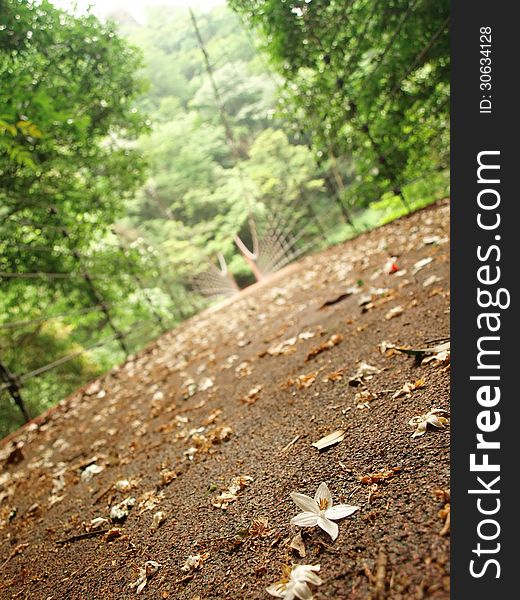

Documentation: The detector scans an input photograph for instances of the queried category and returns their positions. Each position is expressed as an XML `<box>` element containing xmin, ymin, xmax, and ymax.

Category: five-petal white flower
<box><xmin>290</xmin><ymin>482</ymin><xmax>359</xmax><ymax>541</ymax></box>
<box><xmin>267</xmin><ymin>564</ymin><xmax>323</xmax><ymax>600</ymax></box>
<box><xmin>409</xmin><ymin>408</ymin><xmax>449</xmax><ymax>438</ymax></box>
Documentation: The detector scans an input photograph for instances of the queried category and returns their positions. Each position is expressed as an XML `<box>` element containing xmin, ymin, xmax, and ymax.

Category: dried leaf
<box><xmin>349</xmin><ymin>362</ymin><xmax>381</xmax><ymax>386</ymax></box>
<box><xmin>90</xmin><ymin>517</ymin><xmax>109</xmax><ymax>530</ymax></box>
<box><xmin>249</xmin><ymin>517</ymin><xmax>273</xmax><ymax>539</ymax></box>
<box><xmin>160</xmin><ymin>468</ymin><xmax>177</xmax><ymax>486</ymax></box>
<box><xmin>322</xmin><ymin>368</ymin><xmax>346</xmax><ymax>382</ymax></box>
<box><xmin>114</xmin><ymin>479</ymin><xmax>134</xmax><ymax>492</ymax></box>
<box><xmin>378</xmin><ymin>340</ymin><xmax>396</xmax><ymax>355</ymax></box>
<box><xmin>239</xmin><ymin>385</ymin><xmax>263</xmax><ymax>404</ymax></box>
<box><xmin>290</xmin><ymin>531</ymin><xmax>307</xmax><ymax>557</ymax></box>
<box><xmin>422</xmin><ymin>346</ymin><xmax>451</xmax><ymax>368</ymax></box>
<box><xmin>105</xmin><ymin>528</ymin><xmax>122</xmax><ymax>541</ymax></box>
<box><xmin>359</xmin><ymin>467</ymin><xmax>401</xmax><ymax>485</ymax></box>
<box><xmin>284</xmin><ymin>371</ymin><xmax>320</xmax><ymax>389</ymax></box>
<box><xmin>306</xmin><ymin>334</ymin><xmax>343</xmax><ymax>361</ymax></box>
<box><xmin>211</xmin><ymin>475</ymin><xmax>253</xmax><ymax>509</ymax></box>
<box><xmin>298</xmin><ymin>331</ymin><xmax>315</xmax><ymax>340</ymax></box>
<box><xmin>235</xmin><ymin>361</ymin><xmax>253</xmax><ymax>377</ymax></box>
<box><xmin>151</xmin><ymin>511</ymin><xmax>166</xmax><ymax>531</ymax></box>
<box><xmin>211</xmin><ymin>491</ymin><xmax>238</xmax><ymax>509</ymax></box>
<box><xmin>392</xmin><ymin>379</ymin><xmax>426</xmax><ymax>399</ymax></box>
<box><xmin>355</xmin><ymin>389</ymin><xmax>377</xmax><ymax>408</ymax></box>
<box><xmin>138</xmin><ymin>490</ymin><xmax>164</xmax><ymax>513</ymax></box>
<box><xmin>81</xmin><ymin>463</ymin><xmax>104</xmax><ymax>482</ymax></box>
<box><xmin>198</xmin><ymin>377</ymin><xmax>214</xmax><ymax>391</ymax></box>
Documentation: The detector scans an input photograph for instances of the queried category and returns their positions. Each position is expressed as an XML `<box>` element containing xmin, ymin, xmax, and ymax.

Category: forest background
<box><xmin>0</xmin><ymin>0</ymin><xmax>450</xmax><ymax>436</ymax></box>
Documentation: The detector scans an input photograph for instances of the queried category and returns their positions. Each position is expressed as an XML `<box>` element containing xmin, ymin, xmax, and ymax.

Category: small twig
<box><xmin>373</xmin><ymin>547</ymin><xmax>388</xmax><ymax>600</ymax></box>
<box><xmin>280</xmin><ymin>434</ymin><xmax>300</xmax><ymax>454</ymax></box>
<box><xmin>174</xmin><ymin>573</ymin><xmax>194</xmax><ymax>585</ymax></box>
<box><xmin>425</xmin><ymin>336</ymin><xmax>450</xmax><ymax>344</ymax></box>
<box><xmin>439</xmin><ymin>510</ymin><xmax>450</xmax><ymax>536</ymax></box>
<box><xmin>93</xmin><ymin>483</ymin><xmax>114</xmax><ymax>505</ymax></box>
<box><xmin>56</xmin><ymin>529</ymin><xmax>108</xmax><ymax>545</ymax></box>
<box><xmin>313</xmin><ymin>538</ymin><xmax>340</xmax><ymax>555</ymax></box>
<box><xmin>363</xmin><ymin>562</ymin><xmax>374</xmax><ymax>584</ymax></box>
<box><xmin>0</xmin><ymin>543</ymin><xmax>29</xmax><ymax>570</ymax></box>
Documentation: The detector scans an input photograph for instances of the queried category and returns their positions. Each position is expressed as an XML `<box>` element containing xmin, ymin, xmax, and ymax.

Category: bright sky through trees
<box><xmin>51</xmin><ymin>0</ymin><xmax>224</xmax><ymax>21</ymax></box>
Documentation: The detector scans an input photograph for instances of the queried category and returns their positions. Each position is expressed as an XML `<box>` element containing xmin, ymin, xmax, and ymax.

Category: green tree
<box><xmin>0</xmin><ymin>0</ymin><xmax>173</xmax><ymax>435</ymax></box>
<box><xmin>229</xmin><ymin>0</ymin><xmax>450</xmax><ymax>208</ymax></box>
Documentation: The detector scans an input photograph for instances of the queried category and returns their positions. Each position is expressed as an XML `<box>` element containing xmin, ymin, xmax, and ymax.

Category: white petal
<box><xmin>427</xmin><ymin>415</ymin><xmax>446</xmax><ymax>429</ymax></box>
<box><xmin>290</xmin><ymin>492</ymin><xmax>319</xmax><ymax>514</ymax></box>
<box><xmin>325</xmin><ymin>504</ymin><xmax>359</xmax><ymax>521</ymax></box>
<box><xmin>412</xmin><ymin>422</ymin><xmax>427</xmax><ymax>437</ymax></box>
<box><xmin>291</xmin><ymin>512</ymin><xmax>319</xmax><ymax>528</ymax></box>
<box><xmin>292</xmin><ymin>564</ymin><xmax>321</xmax><ymax>577</ymax></box>
<box><xmin>266</xmin><ymin>583</ymin><xmax>287</xmax><ymax>598</ymax></box>
<box><xmin>314</xmin><ymin>482</ymin><xmax>333</xmax><ymax>508</ymax></box>
<box><xmin>317</xmin><ymin>516</ymin><xmax>338</xmax><ymax>541</ymax></box>
<box><xmin>428</xmin><ymin>408</ymin><xmax>448</xmax><ymax>415</ymax></box>
<box><xmin>284</xmin><ymin>587</ymin><xmax>297</xmax><ymax>600</ymax></box>
<box><xmin>291</xmin><ymin>564</ymin><xmax>321</xmax><ymax>584</ymax></box>
<box><xmin>293</xmin><ymin>581</ymin><xmax>313</xmax><ymax>600</ymax></box>
<box><xmin>301</xmin><ymin>571</ymin><xmax>323</xmax><ymax>587</ymax></box>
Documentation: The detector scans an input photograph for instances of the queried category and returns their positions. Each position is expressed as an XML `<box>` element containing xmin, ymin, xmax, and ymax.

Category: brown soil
<box><xmin>0</xmin><ymin>200</ymin><xmax>450</xmax><ymax>600</ymax></box>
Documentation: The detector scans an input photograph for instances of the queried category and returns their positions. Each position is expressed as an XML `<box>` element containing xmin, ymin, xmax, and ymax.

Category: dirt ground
<box><xmin>0</xmin><ymin>200</ymin><xmax>450</xmax><ymax>600</ymax></box>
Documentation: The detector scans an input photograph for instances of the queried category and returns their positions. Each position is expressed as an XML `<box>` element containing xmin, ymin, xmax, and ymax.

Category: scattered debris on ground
<box><xmin>0</xmin><ymin>201</ymin><xmax>450</xmax><ymax>599</ymax></box>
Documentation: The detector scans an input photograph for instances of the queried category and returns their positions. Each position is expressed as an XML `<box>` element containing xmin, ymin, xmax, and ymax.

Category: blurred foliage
<box><xmin>116</xmin><ymin>3</ymin><xmax>350</xmax><ymax>285</ymax></box>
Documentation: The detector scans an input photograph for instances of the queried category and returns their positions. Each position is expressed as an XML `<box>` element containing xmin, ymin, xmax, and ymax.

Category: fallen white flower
<box><xmin>184</xmin><ymin>446</ymin><xmax>198</xmax><ymax>461</ymax></box>
<box><xmin>211</xmin><ymin>475</ymin><xmax>253</xmax><ymax>509</ymax></box>
<box><xmin>198</xmin><ymin>377</ymin><xmax>214</xmax><ymax>391</ymax></box>
<box><xmin>290</xmin><ymin>482</ymin><xmax>359</xmax><ymax>541</ymax></box>
<box><xmin>353</xmin><ymin>362</ymin><xmax>380</xmax><ymax>379</ymax></box>
<box><xmin>110</xmin><ymin>496</ymin><xmax>136</xmax><ymax>522</ymax></box>
<box><xmin>180</xmin><ymin>552</ymin><xmax>209</xmax><ymax>572</ymax></box>
<box><xmin>129</xmin><ymin>560</ymin><xmax>161</xmax><ymax>594</ymax></box>
<box><xmin>228</xmin><ymin>475</ymin><xmax>253</xmax><ymax>494</ymax></box>
<box><xmin>114</xmin><ymin>479</ymin><xmax>132</xmax><ymax>492</ymax></box>
<box><xmin>267</xmin><ymin>564</ymin><xmax>322</xmax><ymax>600</ymax></box>
<box><xmin>81</xmin><ymin>463</ymin><xmax>104</xmax><ymax>482</ymax></box>
<box><xmin>409</xmin><ymin>408</ymin><xmax>449</xmax><ymax>438</ymax></box>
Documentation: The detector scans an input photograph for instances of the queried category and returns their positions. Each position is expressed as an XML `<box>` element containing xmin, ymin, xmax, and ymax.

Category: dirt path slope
<box><xmin>0</xmin><ymin>200</ymin><xmax>450</xmax><ymax>600</ymax></box>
